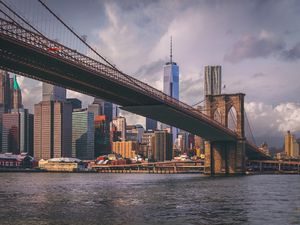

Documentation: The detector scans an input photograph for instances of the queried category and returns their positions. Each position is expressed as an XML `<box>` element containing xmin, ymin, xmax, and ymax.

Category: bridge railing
<box><xmin>0</xmin><ymin>18</ymin><xmax>238</xmax><ymax>138</ymax></box>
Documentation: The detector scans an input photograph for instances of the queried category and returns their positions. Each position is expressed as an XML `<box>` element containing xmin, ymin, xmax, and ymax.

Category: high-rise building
<box><xmin>204</xmin><ymin>65</ymin><xmax>222</xmax><ymax>96</ymax></box>
<box><xmin>152</xmin><ymin>130</ymin><xmax>173</xmax><ymax>162</ymax></box>
<box><xmin>2</xmin><ymin>112</ymin><xmax>19</xmax><ymax>154</ymax></box>
<box><xmin>67</xmin><ymin>98</ymin><xmax>82</xmax><ymax>111</ymax></box>
<box><xmin>94</xmin><ymin>115</ymin><xmax>111</xmax><ymax>157</ymax></box>
<box><xmin>34</xmin><ymin>100</ymin><xmax>72</xmax><ymax>160</ymax></box>
<box><xmin>146</xmin><ymin>117</ymin><xmax>157</xmax><ymax>131</ymax></box>
<box><xmin>92</xmin><ymin>98</ymin><xmax>118</xmax><ymax>122</ymax></box>
<box><xmin>1</xmin><ymin>75</ymin><xmax>33</xmax><ymax>155</ymax></box>
<box><xmin>112</xmin><ymin>116</ymin><xmax>126</xmax><ymax>141</ymax></box>
<box><xmin>284</xmin><ymin>131</ymin><xmax>299</xmax><ymax>158</ymax></box>
<box><xmin>88</xmin><ymin>103</ymin><xmax>102</xmax><ymax>120</ymax></box>
<box><xmin>0</xmin><ymin>70</ymin><xmax>11</xmax><ymax>150</ymax></box>
<box><xmin>42</xmin><ymin>83</ymin><xmax>66</xmax><ymax>101</ymax></box>
<box><xmin>11</xmin><ymin>75</ymin><xmax>23</xmax><ymax>110</ymax></box>
<box><xmin>162</xmin><ymin>37</ymin><xmax>179</xmax><ymax>141</ymax></box>
<box><xmin>0</xmin><ymin>70</ymin><xmax>11</xmax><ymax>113</ymax></box>
<box><xmin>72</xmin><ymin>109</ymin><xmax>94</xmax><ymax>160</ymax></box>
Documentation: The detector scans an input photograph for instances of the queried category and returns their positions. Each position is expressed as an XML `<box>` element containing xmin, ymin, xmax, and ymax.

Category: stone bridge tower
<box><xmin>204</xmin><ymin>93</ymin><xmax>246</xmax><ymax>175</ymax></box>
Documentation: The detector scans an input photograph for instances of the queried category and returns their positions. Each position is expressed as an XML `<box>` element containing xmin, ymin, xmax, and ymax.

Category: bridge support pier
<box><xmin>204</xmin><ymin>139</ymin><xmax>246</xmax><ymax>175</ymax></box>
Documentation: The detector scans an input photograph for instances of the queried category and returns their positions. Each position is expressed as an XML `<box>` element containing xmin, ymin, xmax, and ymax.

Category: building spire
<box><xmin>170</xmin><ymin>36</ymin><xmax>173</xmax><ymax>64</ymax></box>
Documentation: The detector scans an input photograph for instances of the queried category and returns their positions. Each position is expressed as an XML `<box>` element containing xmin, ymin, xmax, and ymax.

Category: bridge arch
<box><xmin>205</xmin><ymin>93</ymin><xmax>245</xmax><ymax>138</ymax></box>
<box><xmin>227</xmin><ymin>106</ymin><xmax>237</xmax><ymax>132</ymax></box>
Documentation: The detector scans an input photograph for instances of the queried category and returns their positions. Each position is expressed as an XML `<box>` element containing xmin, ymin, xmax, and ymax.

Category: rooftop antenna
<box><xmin>170</xmin><ymin>36</ymin><xmax>173</xmax><ymax>64</ymax></box>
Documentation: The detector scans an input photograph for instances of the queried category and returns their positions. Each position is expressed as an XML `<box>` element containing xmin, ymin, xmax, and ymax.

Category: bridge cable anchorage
<box><xmin>37</xmin><ymin>0</ymin><xmax>145</xmax><ymax>91</ymax></box>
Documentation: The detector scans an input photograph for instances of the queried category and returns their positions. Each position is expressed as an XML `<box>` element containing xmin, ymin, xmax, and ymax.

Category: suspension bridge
<box><xmin>0</xmin><ymin>0</ymin><xmax>270</xmax><ymax>175</ymax></box>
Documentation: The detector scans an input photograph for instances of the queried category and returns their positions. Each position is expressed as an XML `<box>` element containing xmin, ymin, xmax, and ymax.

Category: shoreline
<box><xmin>0</xmin><ymin>168</ymin><xmax>299</xmax><ymax>175</ymax></box>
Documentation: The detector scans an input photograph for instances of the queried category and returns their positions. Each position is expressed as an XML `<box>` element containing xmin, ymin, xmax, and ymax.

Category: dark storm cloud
<box><xmin>281</xmin><ymin>42</ymin><xmax>300</xmax><ymax>61</ymax></box>
<box><xmin>224</xmin><ymin>31</ymin><xmax>285</xmax><ymax>63</ymax></box>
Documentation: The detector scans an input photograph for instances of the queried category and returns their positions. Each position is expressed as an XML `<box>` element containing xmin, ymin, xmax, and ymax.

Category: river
<box><xmin>0</xmin><ymin>173</ymin><xmax>299</xmax><ymax>225</ymax></box>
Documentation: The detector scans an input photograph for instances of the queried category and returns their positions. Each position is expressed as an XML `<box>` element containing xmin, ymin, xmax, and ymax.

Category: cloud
<box><xmin>245</xmin><ymin>102</ymin><xmax>300</xmax><ymax>138</ymax></box>
<box><xmin>134</xmin><ymin>59</ymin><xmax>165</xmax><ymax>84</ymax></box>
<box><xmin>251</xmin><ymin>72</ymin><xmax>266</xmax><ymax>78</ymax></box>
<box><xmin>281</xmin><ymin>42</ymin><xmax>300</xmax><ymax>61</ymax></box>
<box><xmin>224</xmin><ymin>30</ymin><xmax>285</xmax><ymax>63</ymax></box>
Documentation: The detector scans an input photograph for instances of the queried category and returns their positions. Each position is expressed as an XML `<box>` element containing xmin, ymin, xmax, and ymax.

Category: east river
<box><xmin>0</xmin><ymin>173</ymin><xmax>299</xmax><ymax>225</ymax></box>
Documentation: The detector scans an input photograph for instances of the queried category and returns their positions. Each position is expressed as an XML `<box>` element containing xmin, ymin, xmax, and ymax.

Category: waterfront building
<box><xmin>38</xmin><ymin>157</ymin><xmax>84</xmax><ymax>172</ymax></box>
<box><xmin>112</xmin><ymin>141</ymin><xmax>138</xmax><ymax>159</ymax></box>
<box><xmin>72</xmin><ymin>109</ymin><xmax>94</xmax><ymax>160</ymax></box>
<box><xmin>162</xmin><ymin>37</ymin><xmax>179</xmax><ymax>141</ymax></box>
<box><xmin>112</xmin><ymin>116</ymin><xmax>126</xmax><ymax>141</ymax></box>
<box><xmin>146</xmin><ymin>117</ymin><xmax>157</xmax><ymax>131</ymax></box>
<box><xmin>284</xmin><ymin>131</ymin><xmax>299</xmax><ymax>158</ymax></box>
<box><xmin>34</xmin><ymin>100</ymin><xmax>72</xmax><ymax>160</ymax></box>
<box><xmin>67</xmin><ymin>98</ymin><xmax>82</xmax><ymax>111</ymax></box>
<box><xmin>204</xmin><ymin>65</ymin><xmax>222</xmax><ymax>96</ymax></box>
<box><xmin>0</xmin><ymin>152</ymin><xmax>34</xmax><ymax>168</ymax></box>
<box><xmin>152</xmin><ymin>130</ymin><xmax>173</xmax><ymax>162</ymax></box>
<box><xmin>94</xmin><ymin>115</ymin><xmax>111</xmax><ymax>157</ymax></box>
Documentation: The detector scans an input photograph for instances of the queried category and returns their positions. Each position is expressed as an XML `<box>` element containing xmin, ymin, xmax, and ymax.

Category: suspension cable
<box><xmin>37</xmin><ymin>0</ymin><xmax>143</xmax><ymax>90</ymax></box>
<box><xmin>244</xmin><ymin>111</ymin><xmax>257</xmax><ymax>146</ymax></box>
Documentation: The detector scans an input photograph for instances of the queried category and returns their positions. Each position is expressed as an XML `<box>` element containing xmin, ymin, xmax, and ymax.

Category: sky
<box><xmin>4</xmin><ymin>0</ymin><xmax>300</xmax><ymax>147</ymax></box>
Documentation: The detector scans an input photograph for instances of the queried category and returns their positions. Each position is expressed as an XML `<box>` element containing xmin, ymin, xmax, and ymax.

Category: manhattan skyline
<box><xmin>6</xmin><ymin>0</ymin><xmax>300</xmax><ymax>147</ymax></box>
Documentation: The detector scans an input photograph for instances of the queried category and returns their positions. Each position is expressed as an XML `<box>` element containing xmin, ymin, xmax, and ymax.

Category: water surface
<box><xmin>0</xmin><ymin>173</ymin><xmax>299</xmax><ymax>225</ymax></box>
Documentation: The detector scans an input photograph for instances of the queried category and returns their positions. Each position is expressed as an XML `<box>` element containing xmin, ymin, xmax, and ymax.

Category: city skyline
<box><xmin>2</xmin><ymin>0</ymin><xmax>300</xmax><ymax>148</ymax></box>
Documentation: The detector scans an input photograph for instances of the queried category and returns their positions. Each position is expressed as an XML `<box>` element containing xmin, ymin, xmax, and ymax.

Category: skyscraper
<box><xmin>152</xmin><ymin>130</ymin><xmax>173</xmax><ymax>162</ymax></box>
<box><xmin>2</xmin><ymin>112</ymin><xmax>20</xmax><ymax>154</ymax></box>
<box><xmin>0</xmin><ymin>70</ymin><xmax>11</xmax><ymax>112</ymax></box>
<box><xmin>162</xmin><ymin>37</ymin><xmax>179</xmax><ymax>141</ymax></box>
<box><xmin>67</xmin><ymin>98</ymin><xmax>82</xmax><ymax>111</ymax></box>
<box><xmin>42</xmin><ymin>83</ymin><xmax>66</xmax><ymax>101</ymax></box>
<box><xmin>1</xmin><ymin>75</ymin><xmax>33</xmax><ymax>155</ymax></box>
<box><xmin>163</xmin><ymin>37</ymin><xmax>179</xmax><ymax>100</ymax></box>
<box><xmin>2</xmin><ymin>109</ymin><xmax>33</xmax><ymax>155</ymax></box>
<box><xmin>204</xmin><ymin>65</ymin><xmax>222</xmax><ymax>96</ymax></box>
<box><xmin>94</xmin><ymin>115</ymin><xmax>111</xmax><ymax>157</ymax></box>
<box><xmin>146</xmin><ymin>117</ymin><xmax>157</xmax><ymax>131</ymax></box>
<box><xmin>11</xmin><ymin>75</ymin><xmax>23</xmax><ymax>110</ymax></box>
<box><xmin>284</xmin><ymin>131</ymin><xmax>299</xmax><ymax>158</ymax></box>
<box><xmin>92</xmin><ymin>97</ymin><xmax>117</xmax><ymax>122</ymax></box>
<box><xmin>0</xmin><ymin>70</ymin><xmax>12</xmax><ymax>151</ymax></box>
<box><xmin>72</xmin><ymin>109</ymin><xmax>94</xmax><ymax>160</ymax></box>
<box><xmin>34</xmin><ymin>84</ymin><xmax>71</xmax><ymax>160</ymax></box>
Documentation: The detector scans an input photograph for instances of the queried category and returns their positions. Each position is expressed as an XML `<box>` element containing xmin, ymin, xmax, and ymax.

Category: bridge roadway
<box><xmin>0</xmin><ymin>18</ymin><xmax>269</xmax><ymax>159</ymax></box>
